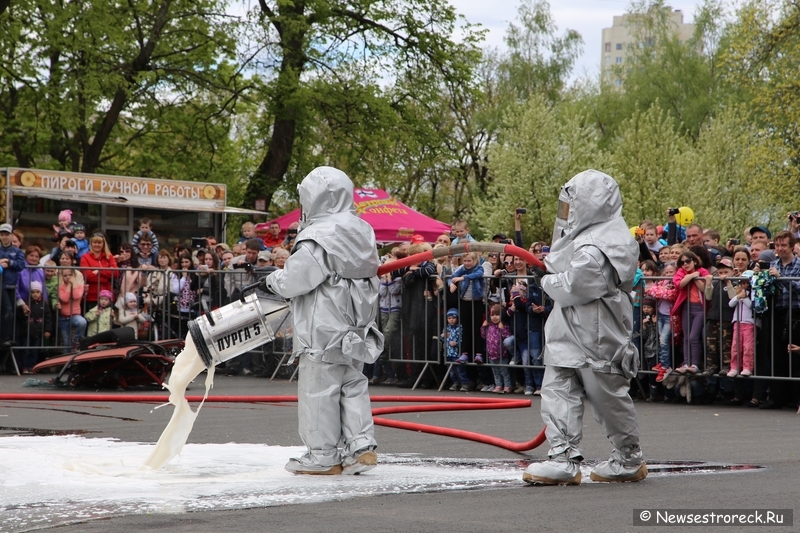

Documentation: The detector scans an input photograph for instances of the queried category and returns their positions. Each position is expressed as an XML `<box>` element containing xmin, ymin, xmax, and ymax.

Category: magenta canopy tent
<box><xmin>255</xmin><ymin>188</ymin><xmax>450</xmax><ymax>244</ymax></box>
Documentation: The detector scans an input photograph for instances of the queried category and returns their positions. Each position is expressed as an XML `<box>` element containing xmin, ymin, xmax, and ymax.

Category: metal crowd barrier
<box><xmin>3</xmin><ymin>266</ymin><xmax>800</xmax><ymax>388</ymax></box>
<box><xmin>376</xmin><ymin>271</ymin><xmax>547</xmax><ymax>391</ymax></box>
<box><xmin>0</xmin><ymin>265</ymin><xmax>292</xmax><ymax>377</ymax></box>
<box><xmin>637</xmin><ymin>274</ymin><xmax>800</xmax><ymax>383</ymax></box>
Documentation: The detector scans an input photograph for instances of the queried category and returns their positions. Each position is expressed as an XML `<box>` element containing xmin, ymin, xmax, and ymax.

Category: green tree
<box><xmin>496</xmin><ymin>0</ymin><xmax>583</xmax><ymax>105</ymax></box>
<box><xmin>607</xmin><ymin>105</ymin><xmax>692</xmax><ymax>226</ymax></box>
<box><xmin>683</xmin><ymin>106</ymin><xmax>792</xmax><ymax>238</ymax></box>
<box><xmin>240</xmin><ymin>0</ymin><xmax>483</xmax><ymax>212</ymax></box>
<box><xmin>438</xmin><ymin>0</ymin><xmax>582</xmax><ymax>222</ymax></box>
<box><xmin>602</xmin><ymin>0</ymin><xmax>722</xmax><ymax>142</ymax></box>
<box><xmin>472</xmin><ymin>95</ymin><xmax>603</xmax><ymax>242</ymax></box>
<box><xmin>719</xmin><ymin>0</ymin><xmax>800</xmax><ymax>169</ymax></box>
<box><xmin>0</xmin><ymin>0</ymin><xmax>243</xmax><ymax>175</ymax></box>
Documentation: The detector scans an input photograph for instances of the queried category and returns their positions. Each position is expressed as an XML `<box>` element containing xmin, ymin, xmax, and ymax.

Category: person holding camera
<box><xmin>282</xmin><ymin>222</ymin><xmax>300</xmax><ymax>249</ymax></box>
<box><xmin>228</xmin><ymin>238</ymin><xmax>261</xmax><ymax>298</ymax></box>
<box><xmin>663</xmin><ymin>207</ymin><xmax>688</xmax><ymax>245</ymax></box>
<box><xmin>787</xmin><ymin>212</ymin><xmax>800</xmax><ymax>239</ymax></box>
<box><xmin>755</xmin><ymin>230</ymin><xmax>800</xmax><ymax>409</ymax></box>
<box><xmin>197</xmin><ymin>250</ymin><xmax>227</xmax><ymax>310</ymax></box>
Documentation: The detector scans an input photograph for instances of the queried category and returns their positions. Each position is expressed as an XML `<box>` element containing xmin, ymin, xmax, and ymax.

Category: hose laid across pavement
<box><xmin>0</xmin><ymin>393</ymin><xmax>547</xmax><ymax>452</ymax></box>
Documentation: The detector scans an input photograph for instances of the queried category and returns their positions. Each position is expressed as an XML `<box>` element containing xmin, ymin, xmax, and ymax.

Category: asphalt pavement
<box><xmin>1</xmin><ymin>373</ymin><xmax>798</xmax><ymax>533</ymax></box>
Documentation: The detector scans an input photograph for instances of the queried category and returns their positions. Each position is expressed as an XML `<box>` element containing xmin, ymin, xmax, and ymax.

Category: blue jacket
<box><xmin>0</xmin><ymin>244</ymin><xmax>26</xmax><ymax>288</ymax></box>
<box><xmin>74</xmin><ymin>238</ymin><xmax>90</xmax><ymax>260</ymax></box>
<box><xmin>451</xmin><ymin>263</ymin><xmax>485</xmax><ymax>300</ymax></box>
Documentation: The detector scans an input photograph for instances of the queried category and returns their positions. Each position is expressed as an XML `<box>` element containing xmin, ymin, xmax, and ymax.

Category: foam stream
<box><xmin>142</xmin><ymin>335</ymin><xmax>214</xmax><ymax>470</ymax></box>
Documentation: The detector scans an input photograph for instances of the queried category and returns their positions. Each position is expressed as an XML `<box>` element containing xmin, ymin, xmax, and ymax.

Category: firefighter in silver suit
<box><xmin>264</xmin><ymin>166</ymin><xmax>383</xmax><ymax>475</ymax></box>
<box><xmin>523</xmin><ymin>169</ymin><xmax>647</xmax><ymax>485</ymax></box>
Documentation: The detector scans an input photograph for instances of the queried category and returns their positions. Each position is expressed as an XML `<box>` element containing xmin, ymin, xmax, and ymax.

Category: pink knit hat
<box><xmin>99</xmin><ymin>289</ymin><xmax>113</xmax><ymax>300</ymax></box>
<box><xmin>58</xmin><ymin>209</ymin><xmax>73</xmax><ymax>222</ymax></box>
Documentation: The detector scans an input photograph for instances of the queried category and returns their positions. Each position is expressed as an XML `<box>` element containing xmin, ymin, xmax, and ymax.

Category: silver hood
<box><xmin>545</xmin><ymin>169</ymin><xmax>638</xmax><ymax>291</ymax></box>
<box><xmin>295</xmin><ymin>166</ymin><xmax>379</xmax><ymax>279</ymax></box>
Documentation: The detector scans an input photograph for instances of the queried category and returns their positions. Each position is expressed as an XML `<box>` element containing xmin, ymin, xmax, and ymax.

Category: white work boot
<box><xmin>341</xmin><ymin>447</ymin><xmax>378</xmax><ymax>475</ymax></box>
<box><xmin>523</xmin><ymin>457</ymin><xmax>582</xmax><ymax>485</ymax></box>
<box><xmin>285</xmin><ymin>453</ymin><xmax>343</xmax><ymax>475</ymax></box>
<box><xmin>590</xmin><ymin>460</ymin><xmax>647</xmax><ymax>482</ymax></box>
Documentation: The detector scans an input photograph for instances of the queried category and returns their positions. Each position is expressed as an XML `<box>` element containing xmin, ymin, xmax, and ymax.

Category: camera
<box><xmin>789</xmin><ymin>212</ymin><xmax>800</xmax><ymax>222</ymax></box>
<box><xmin>758</xmin><ymin>260</ymin><xmax>771</xmax><ymax>270</ymax></box>
<box><xmin>233</xmin><ymin>261</ymin><xmax>254</xmax><ymax>270</ymax></box>
<box><xmin>516</xmin><ymin>208</ymin><xmax>527</xmax><ymax>215</ymax></box>
<box><xmin>729</xmin><ymin>239</ymin><xmax>740</xmax><ymax>246</ymax></box>
<box><xmin>191</xmin><ymin>237</ymin><xmax>208</xmax><ymax>249</ymax></box>
<box><xmin>667</xmin><ymin>207</ymin><xmax>681</xmax><ymax>216</ymax></box>
<box><xmin>287</xmin><ymin>229</ymin><xmax>298</xmax><ymax>237</ymax></box>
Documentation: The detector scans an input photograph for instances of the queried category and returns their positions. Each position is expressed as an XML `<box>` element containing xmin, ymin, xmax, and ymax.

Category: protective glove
<box><xmin>530</xmin><ymin>266</ymin><xmax>549</xmax><ymax>287</ymax></box>
<box><xmin>259</xmin><ymin>277</ymin><xmax>275</xmax><ymax>296</ymax></box>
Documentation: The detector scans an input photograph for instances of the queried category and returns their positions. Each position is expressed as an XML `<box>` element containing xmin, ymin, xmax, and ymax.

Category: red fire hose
<box><xmin>0</xmin><ymin>393</ymin><xmax>547</xmax><ymax>452</ymax></box>
<box><xmin>377</xmin><ymin>242</ymin><xmax>544</xmax><ymax>276</ymax></box>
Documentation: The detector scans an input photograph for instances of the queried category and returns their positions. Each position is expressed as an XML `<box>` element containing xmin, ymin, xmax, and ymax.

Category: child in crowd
<box><xmin>705</xmin><ymin>257</ymin><xmax>735</xmax><ymax>375</ymax></box>
<box><xmin>647</xmin><ymin>262</ymin><xmax>677</xmax><ymax>382</ymax></box>
<box><xmin>442</xmin><ymin>308</ymin><xmax>469</xmax><ymax>391</ymax></box>
<box><xmin>728</xmin><ymin>272</ymin><xmax>757</xmax><ymax>377</ymax></box>
<box><xmin>640</xmin><ymin>260</ymin><xmax>659</xmax><ymax>292</ymax></box>
<box><xmin>657</xmin><ymin>246</ymin><xmax>670</xmax><ymax>267</ymax></box>
<box><xmin>72</xmin><ymin>224</ymin><xmax>89</xmax><ymax>259</ymax></box>
<box><xmin>481</xmin><ymin>304</ymin><xmax>511</xmax><ymax>393</ymax></box>
<box><xmin>668</xmin><ymin>244</ymin><xmax>685</xmax><ymax>264</ymax></box>
<box><xmin>238</xmin><ymin>221</ymin><xmax>266</xmax><ymax>250</ymax></box>
<box><xmin>17</xmin><ymin>281</ymin><xmax>52</xmax><ymax>374</ymax></box>
<box><xmin>86</xmin><ymin>289</ymin><xmax>115</xmax><ymax>337</ymax></box>
<box><xmin>51</xmin><ymin>209</ymin><xmax>75</xmax><ymax>242</ymax></box>
<box><xmin>640</xmin><ymin>297</ymin><xmax>659</xmax><ymax>380</ymax></box>
<box><xmin>449</xmin><ymin>251</ymin><xmax>485</xmax><ymax>365</ymax></box>
<box><xmin>116</xmin><ymin>292</ymin><xmax>150</xmax><ymax>339</ymax></box>
<box><xmin>43</xmin><ymin>261</ymin><xmax>59</xmax><ymax>306</ymax></box>
<box><xmin>56</xmin><ymin>268</ymin><xmax>86</xmax><ymax>353</ymax></box>
<box><xmin>450</xmin><ymin>220</ymin><xmax>475</xmax><ymax>246</ymax></box>
<box><xmin>673</xmin><ymin>251</ymin><xmax>713</xmax><ymax>374</ymax></box>
<box><xmin>372</xmin><ymin>263</ymin><xmax>401</xmax><ymax>385</ymax></box>
<box><xmin>643</xmin><ymin>224</ymin><xmax>663</xmax><ymax>256</ymax></box>
<box><xmin>132</xmin><ymin>217</ymin><xmax>160</xmax><ymax>255</ymax></box>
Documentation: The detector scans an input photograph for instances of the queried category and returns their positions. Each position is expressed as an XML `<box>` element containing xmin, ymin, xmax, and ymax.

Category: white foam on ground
<box><xmin>0</xmin><ymin>436</ymin><xmax>521</xmax><ymax>532</ymax></box>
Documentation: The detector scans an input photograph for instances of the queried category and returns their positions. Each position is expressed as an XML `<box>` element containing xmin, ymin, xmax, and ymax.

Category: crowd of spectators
<box><xmin>0</xmin><ymin>217</ymin><xmax>293</xmax><ymax>375</ymax></box>
<box><xmin>2</xmin><ymin>206</ymin><xmax>800</xmax><ymax>413</ymax></box>
<box><xmin>367</xmin><ymin>210</ymin><xmax>800</xmax><ymax>413</ymax></box>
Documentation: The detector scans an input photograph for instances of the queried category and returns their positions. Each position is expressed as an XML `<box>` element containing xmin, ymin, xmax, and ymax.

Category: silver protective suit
<box><xmin>538</xmin><ymin>169</ymin><xmax>643</xmax><ymax>472</ymax></box>
<box><xmin>264</xmin><ymin>166</ymin><xmax>384</xmax><ymax>470</ymax></box>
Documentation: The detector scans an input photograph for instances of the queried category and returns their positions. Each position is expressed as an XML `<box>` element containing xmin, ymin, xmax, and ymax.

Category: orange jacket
<box><xmin>58</xmin><ymin>282</ymin><xmax>84</xmax><ymax>317</ymax></box>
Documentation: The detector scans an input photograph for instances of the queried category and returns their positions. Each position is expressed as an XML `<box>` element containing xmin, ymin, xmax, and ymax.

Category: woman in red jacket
<box><xmin>80</xmin><ymin>232</ymin><xmax>118</xmax><ymax>312</ymax></box>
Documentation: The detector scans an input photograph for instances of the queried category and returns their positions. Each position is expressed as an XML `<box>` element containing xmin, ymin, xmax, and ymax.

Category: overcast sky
<box><xmin>450</xmin><ymin>0</ymin><xmax>705</xmax><ymax>81</ymax></box>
